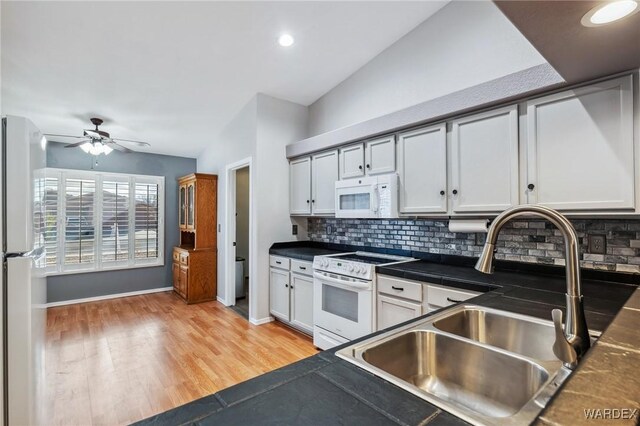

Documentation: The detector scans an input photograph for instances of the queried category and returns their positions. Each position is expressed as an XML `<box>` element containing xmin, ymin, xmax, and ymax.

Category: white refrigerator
<box><xmin>1</xmin><ymin>116</ymin><xmax>47</xmax><ymax>425</ymax></box>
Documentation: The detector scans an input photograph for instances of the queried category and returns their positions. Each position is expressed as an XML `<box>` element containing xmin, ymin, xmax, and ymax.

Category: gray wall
<box><xmin>46</xmin><ymin>142</ymin><xmax>197</xmax><ymax>303</ymax></box>
<box><xmin>308</xmin><ymin>218</ymin><xmax>640</xmax><ymax>274</ymax></box>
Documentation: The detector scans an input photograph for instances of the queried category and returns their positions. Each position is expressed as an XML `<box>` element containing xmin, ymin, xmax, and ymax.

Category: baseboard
<box><xmin>249</xmin><ymin>316</ymin><xmax>274</xmax><ymax>326</ymax></box>
<box><xmin>46</xmin><ymin>286</ymin><xmax>173</xmax><ymax>308</ymax></box>
<box><xmin>216</xmin><ymin>296</ymin><xmax>232</xmax><ymax>306</ymax></box>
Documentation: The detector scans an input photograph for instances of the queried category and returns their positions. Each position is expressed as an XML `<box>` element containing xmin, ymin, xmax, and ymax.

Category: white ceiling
<box><xmin>1</xmin><ymin>1</ymin><xmax>447</xmax><ymax>158</ymax></box>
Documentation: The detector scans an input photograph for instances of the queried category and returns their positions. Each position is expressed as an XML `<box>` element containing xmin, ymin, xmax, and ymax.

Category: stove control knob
<box><xmin>347</xmin><ymin>264</ymin><xmax>354</xmax><ymax>272</ymax></box>
<box><xmin>360</xmin><ymin>266</ymin><xmax>367</xmax><ymax>274</ymax></box>
<box><xmin>321</xmin><ymin>259</ymin><xmax>328</xmax><ymax>268</ymax></box>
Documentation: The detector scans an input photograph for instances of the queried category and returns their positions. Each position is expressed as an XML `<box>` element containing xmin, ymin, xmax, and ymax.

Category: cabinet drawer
<box><xmin>290</xmin><ymin>259</ymin><xmax>312</xmax><ymax>276</ymax></box>
<box><xmin>270</xmin><ymin>256</ymin><xmax>290</xmax><ymax>269</ymax></box>
<box><xmin>180</xmin><ymin>253</ymin><xmax>189</xmax><ymax>265</ymax></box>
<box><xmin>377</xmin><ymin>275</ymin><xmax>423</xmax><ymax>302</ymax></box>
<box><xmin>427</xmin><ymin>284</ymin><xmax>479</xmax><ymax>309</ymax></box>
<box><xmin>173</xmin><ymin>251</ymin><xmax>180</xmax><ymax>262</ymax></box>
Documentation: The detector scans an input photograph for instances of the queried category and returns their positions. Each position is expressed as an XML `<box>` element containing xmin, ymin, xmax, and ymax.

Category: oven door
<box><xmin>335</xmin><ymin>179</ymin><xmax>379</xmax><ymax>218</ymax></box>
<box><xmin>313</xmin><ymin>271</ymin><xmax>373</xmax><ymax>340</ymax></box>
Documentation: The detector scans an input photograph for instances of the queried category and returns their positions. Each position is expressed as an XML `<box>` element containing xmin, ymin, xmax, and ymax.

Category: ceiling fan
<box><xmin>44</xmin><ymin>117</ymin><xmax>151</xmax><ymax>156</ymax></box>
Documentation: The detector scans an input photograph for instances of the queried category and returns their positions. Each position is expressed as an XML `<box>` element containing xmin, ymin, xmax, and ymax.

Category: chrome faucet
<box><xmin>475</xmin><ymin>205</ymin><xmax>590</xmax><ymax>369</ymax></box>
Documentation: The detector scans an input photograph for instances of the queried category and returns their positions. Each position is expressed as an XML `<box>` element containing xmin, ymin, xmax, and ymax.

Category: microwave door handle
<box><xmin>371</xmin><ymin>185</ymin><xmax>379</xmax><ymax>214</ymax></box>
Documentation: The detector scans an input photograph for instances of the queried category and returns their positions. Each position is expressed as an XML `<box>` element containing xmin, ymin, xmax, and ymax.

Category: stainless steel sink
<box><xmin>336</xmin><ymin>304</ymin><xmax>581</xmax><ymax>425</ymax></box>
<box><xmin>431</xmin><ymin>307</ymin><xmax>558</xmax><ymax>361</ymax></box>
<box><xmin>362</xmin><ymin>330</ymin><xmax>550</xmax><ymax>418</ymax></box>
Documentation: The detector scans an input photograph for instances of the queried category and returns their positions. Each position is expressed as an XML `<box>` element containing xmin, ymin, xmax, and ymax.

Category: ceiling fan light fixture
<box><xmin>103</xmin><ymin>144</ymin><xmax>113</xmax><ymax>155</ymax></box>
<box><xmin>80</xmin><ymin>142</ymin><xmax>93</xmax><ymax>154</ymax></box>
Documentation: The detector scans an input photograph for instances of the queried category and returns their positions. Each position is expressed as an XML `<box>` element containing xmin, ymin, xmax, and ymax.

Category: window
<box><xmin>41</xmin><ymin>169</ymin><xmax>164</xmax><ymax>274</ymax></box>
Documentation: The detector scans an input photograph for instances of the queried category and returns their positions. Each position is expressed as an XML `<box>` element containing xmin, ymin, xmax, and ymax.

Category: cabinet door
<box><xmin>179</xmin><ymin>266</ymin><xmax>188</xmax><ymax>298</ymax></box>
<box><xmin>397</xmin><ymin>124</ymin><xmax>447</xmax><ymax>214</ymax></box>
<box><xmin>172</xmin><ymin>262</ymin><xmax>181</xmax><ymax>292</ymax></box>
<box><xmin>312</xmin><ymin>150</ymin><xmax>339</xmax><ymax>215</ymax></box>
<box><xmin>377</xmin><ymin>295</ymin><xmax>422</xmax><ymax>331</ymax></box>
<box><xmin>526</xmin><ymin>75</ymin><xmax>634</xmax><ymax>211</ymax></box>
<box><xmin>179</xmin><ymin>185</ymin><xmax>186</xmax><ymax>229</ymax></box>
<box><xmin>365</xmin><ymin>136</ymin><xmax>395</xmax><ymax>175</ymax></box>
<box><xmin>339</xmin><ymin>144</ymin><xmax>365</xmax><ymax>179</ymax></box>
<box><xmin>289</xmin><ymin>157</ymin><xmax>312</xmax><ymax>215</ymax></box>
<box><xmin>269</xmin><ymin>267</ymin><xmax>290</xmax><ymax>321</ymax></box>
<box><xmin>290</xmin><ymin>273</ymin><xmax>313</xmax><ymax>334</ymax></box>
<box><xmin>186</xmin><ymin>183</ymin><xmax>195</xmax><ymax>229</ymax></box>
<box><xmin>450</xmin><ymin>105</ymin><xmax>519</xmax><ymax>213</ymax></box>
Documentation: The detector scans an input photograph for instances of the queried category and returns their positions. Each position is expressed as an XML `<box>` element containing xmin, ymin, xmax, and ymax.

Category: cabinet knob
<box><xmin>306</xmin><ymin>200</ymin><xmax>310</xmax><ymax>203</ymax></box>
<box><xmin>452</xmin><ymin>189</ymin><xmax>458</xmax><ymax>195</ymax></box>
<box><xmin>285</xmin><ymin>284</ymin><xmax>289</xmax><ymax>288</ymax></box>
<box><xmin>527</xmin><ymin>183</ymin><xmax>535</xmax><ymax>191</ymax></box>
<box><xmin>366</xmin><ymin>164</ymin><xmax>371</xmax><ymax>169</ymax></box>
<box><xmin>358</xmin><ymin>165</ymin><xmax>363</xmax><ymax>170</ymax></box>
<box><xmin>440</xmin><ymin>190</ymin><xmax>445</xmax><ymax>196</ymax></box>
<box><xmin>312</xmin><ymin>199</ymin><xmax>315</xmax><ymax>203</ymax></box>
<box><xmin>290</xmin><ymin>285</ymin><xmax>294</xmax><ymax>289</ymax></box>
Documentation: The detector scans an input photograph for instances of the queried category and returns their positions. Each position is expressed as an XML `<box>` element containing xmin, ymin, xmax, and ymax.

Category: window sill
<box><xmin>46</xmin><ymin>261</ymin><xmax>165</xmax><ymax>277</ymax></box>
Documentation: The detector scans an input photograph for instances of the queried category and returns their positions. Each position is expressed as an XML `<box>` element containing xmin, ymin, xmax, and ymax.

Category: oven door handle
<box><xmin>313</xmin><ymin>272</ymin><xmax>371</xmax><ymax>290</ymax></box>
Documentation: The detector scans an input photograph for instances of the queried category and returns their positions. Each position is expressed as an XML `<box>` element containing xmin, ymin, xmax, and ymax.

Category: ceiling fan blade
<box><xmin>44</xmin><ymin>133</ymin><xmax>86</xmax><ymax>139</ymax></box>
<box><xmin>62</xmin><ymin>140</ymin><xmax>91</xmax><ymax>148</ymax></box>
<box><xmin>105</xmin><ymin>141</ymin><xmax>134</xmax><ymax>153</ymax></box>
<box><xmin>113</xmin><ymin>138</ymin><xmax>151</xmax><ymax>147</ymax></box>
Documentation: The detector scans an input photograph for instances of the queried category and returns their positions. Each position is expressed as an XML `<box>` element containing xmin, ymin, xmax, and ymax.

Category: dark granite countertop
<box><xmin>137</xmin><ymin>243</ymin><xmax>638</xmax><ymax>426</ymax></box>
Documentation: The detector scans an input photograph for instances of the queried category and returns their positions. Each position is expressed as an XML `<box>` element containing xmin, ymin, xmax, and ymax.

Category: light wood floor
<box><xmin>43</xmin><ymin>291</ymin><xmax>318</xmax><ymax>425</ymax></box>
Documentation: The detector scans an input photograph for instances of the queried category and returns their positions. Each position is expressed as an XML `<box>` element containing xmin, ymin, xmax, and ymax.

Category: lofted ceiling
<box><xmin>1</xmin><ymin>1</ymin><xmax>447</xmax><ymax>158</ymax></box>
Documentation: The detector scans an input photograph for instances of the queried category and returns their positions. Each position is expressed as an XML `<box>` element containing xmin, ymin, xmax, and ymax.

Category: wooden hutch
<box><xmin>173</xmin><ymin>173</ymin><xmax>217</xmax><ymax>303</ymax></box>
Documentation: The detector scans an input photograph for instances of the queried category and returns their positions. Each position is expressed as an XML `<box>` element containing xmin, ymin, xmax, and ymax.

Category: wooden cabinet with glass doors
<box><xmin>173</xmin><ymin>173</ymin><xmax>218</xmax><ymax>304</ymax></box>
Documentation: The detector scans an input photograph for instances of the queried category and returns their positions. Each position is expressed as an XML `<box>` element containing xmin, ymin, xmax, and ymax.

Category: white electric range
<box><xmin>312</xmin><ymin>251</ymin><xmax>415</xmax><ymax>350</ymax></box>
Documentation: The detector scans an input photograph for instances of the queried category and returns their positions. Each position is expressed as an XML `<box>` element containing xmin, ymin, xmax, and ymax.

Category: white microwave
<box><xmin>335</xmin><ymin>173</ymin><xmax>399</xmax><ymax>218</ymax></box>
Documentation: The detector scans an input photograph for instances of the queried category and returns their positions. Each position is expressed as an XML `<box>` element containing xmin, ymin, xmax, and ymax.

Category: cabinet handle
<box><xmin>440</xmin><ymin>190</ymin><xmax>445</xmax><ymax>196</ymax></box>
<box><xmin>299</xmin><ymin>266</ymin><xmax>306</xmax><ymax>270</ymax></box>
<box><xmin>276</xmin><ymin>261</ymin><xmax>282</xmax><ymax>265</ymax></box>
<box><xmin>446</xmin><ymin>297</ymin><xmax>463</xmax><ymax>303</ymax></box>
<box><xmin>391</xmin><ymin>286</ymin><xmax>404</xmax><ymax>291</ymax></box>
<box><xmin>452</xmin><ymin>189</ymin><xmax>458</xmax><ymax>195</ymax></box>
<box><xmin>527</xmin><ymin>183</ymin><xmax>535</xmax><ymax>191</ymax></box>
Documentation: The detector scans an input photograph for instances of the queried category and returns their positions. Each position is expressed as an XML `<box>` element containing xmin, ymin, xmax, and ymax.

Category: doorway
<box><xmin>232</xmin><ymin>166</ymin><xmax>250</xmax><ymax>318</ymax></box>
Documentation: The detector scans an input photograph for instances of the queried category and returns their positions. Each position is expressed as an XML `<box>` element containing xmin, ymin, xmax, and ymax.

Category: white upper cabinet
<box><xmin>365</xmin><ymin>136</ymin><xmax>396</xmax><ymax>175</ymax></box>
<box><xmin>312</xmin><ymin>150</ymin><xmax>339</xmax><ymax>215</ymax></box>
<box><xmin>525</xmin><ymin>75</ymin><xmax>635</xmax><ymax>211</ymax></box>
<box><xmin>289</xmin><ymin>156</ymin><xmax>311</xmax><ymax>215</ymax></box>
<box><xmin>450</xmin><ymin>105</ymin><xmax>519</xmax><ymax>213</ymax></box>
<box><xmin>397</xmin><ymin>124</ymin><xmax>447</xmax><ymax>214</ymax></box>
<box><xmin>339</xmin><ymin>144</ymin><xmax>365</xmax><ymax>179</ymax></box>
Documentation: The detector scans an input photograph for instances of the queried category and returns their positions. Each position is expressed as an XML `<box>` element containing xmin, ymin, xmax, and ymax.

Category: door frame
<box><xmin>223</xmin><ymin>157</ymin><xmax>254</xmax><ymax>319</ymax></box>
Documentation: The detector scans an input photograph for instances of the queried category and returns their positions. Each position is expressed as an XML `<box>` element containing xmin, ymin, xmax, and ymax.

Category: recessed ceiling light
<box><xmin>581</xmin><ymin>0</ymin><xmax>639</xmax><ymax>27</ymax></box>
<box><xmin>278</xmin><ymin>34</ymin><xmax>294</xmax><ymax>47</ymax></box>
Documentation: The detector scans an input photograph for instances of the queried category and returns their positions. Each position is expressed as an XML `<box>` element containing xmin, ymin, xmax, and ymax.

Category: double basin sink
<box><xmin>336</xmin><ymin>305</ymin><xmax>594</xmax><ymax>425</ymax></box>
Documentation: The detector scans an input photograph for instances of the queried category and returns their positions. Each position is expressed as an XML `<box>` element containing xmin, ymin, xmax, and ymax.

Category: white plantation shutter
<box><xmin>43</xmin><ymin>175</ymin><xmax>60</xmax><ymax>270</ymax></box>
<box><xmin>134</xmin><ymin>182</ymin><xmax>159</xmax><ymax>260</ymax></box>
<box><xmin>101</xmin><ymin>179</ymin><xmax>130</xmax><ymax>263</ymax></box>
<box><xmin>63</xmin><ymin>177</ymin><xmax>96</xmax><ymax>267</ymax></box>
<box><xmin>44</xmin><ymin>169</ymin><xmax>164</xmax><ymax>275</ymax></box>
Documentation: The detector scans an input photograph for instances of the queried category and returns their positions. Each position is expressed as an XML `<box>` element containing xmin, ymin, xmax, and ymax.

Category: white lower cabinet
<box><xmin>290</xmin><ymin>273</ymin><xmax>314</xmax><ymax>334</ymax></box>
<box><xmin>377</xmin><ymin>294</ymin><xmax>422</xmax><ymax>330</ymax></box>
<box><xmin>269</xmin><ymin>267</ymin><xmax>290</xmax><ymax>321</ymax></box>
<box><xmin>376</xmin><ymin>275</ymin><xmax>481</xmax><ymax>329</ymax></box>
<box><xmin>269</xmin><ymin>256</ymin><xmax>313</xmax><ymax>335</ymax></box>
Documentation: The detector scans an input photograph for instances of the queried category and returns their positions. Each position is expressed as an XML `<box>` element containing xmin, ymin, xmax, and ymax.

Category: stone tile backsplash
<box><xmin>307</xmin><ymin>218</ymin><xmax>640</xmax><ymax>274</ymax></box>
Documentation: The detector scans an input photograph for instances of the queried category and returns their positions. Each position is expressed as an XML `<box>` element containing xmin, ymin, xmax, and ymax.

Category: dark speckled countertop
<box><xmin>135</xmin><ymin>242</ymin><xmax>638</xmax><ymax>426</ymax></box>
